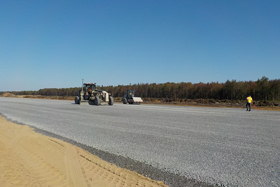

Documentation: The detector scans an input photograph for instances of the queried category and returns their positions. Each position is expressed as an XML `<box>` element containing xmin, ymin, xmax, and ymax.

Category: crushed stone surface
<box><xmin>0</xmin><ymin>97</ymin><xmax>279</xmax><ymax>187</ymax></box>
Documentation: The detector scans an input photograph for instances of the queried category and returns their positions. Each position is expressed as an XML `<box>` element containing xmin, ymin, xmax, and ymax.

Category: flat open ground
<box><xmin>0</xmin><ymin>97</ymin><xmax>279</xmax><ymax>187</ymax></box>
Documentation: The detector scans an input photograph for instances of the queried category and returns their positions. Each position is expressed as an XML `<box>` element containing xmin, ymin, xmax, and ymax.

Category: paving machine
<box><xmin>121</xmin><ymin>90</ymin><xmax>143</xmax><ymax>104</ymax></box>
<box><xmin>75</xmin><ymin>81</ymin><xmax>113</xmax><ymax>106</ymax></box>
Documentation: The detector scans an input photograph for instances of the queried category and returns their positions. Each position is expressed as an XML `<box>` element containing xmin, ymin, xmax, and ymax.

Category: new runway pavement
<box><xmin>0</xmin><ymin>97</ymin><xmax>279</xmax><ymax>187</ymax></box>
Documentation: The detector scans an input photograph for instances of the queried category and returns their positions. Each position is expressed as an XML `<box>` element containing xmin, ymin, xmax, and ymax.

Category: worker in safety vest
<box><xmin>246</xmin><ymin>95</ymin><xmax>253</xmax><ymax>111</ymax></box>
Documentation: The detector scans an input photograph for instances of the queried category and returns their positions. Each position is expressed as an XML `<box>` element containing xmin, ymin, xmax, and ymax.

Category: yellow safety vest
<box><xmin>247</xmin><ymin>97</ymin><xmax>252</xmax><ymax>103</ymax></box>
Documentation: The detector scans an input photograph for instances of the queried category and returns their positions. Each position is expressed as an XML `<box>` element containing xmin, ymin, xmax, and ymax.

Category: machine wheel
<box><xmin>109</xmin><ymin>96</ymin><xmax>114</xmax><ymax>105</ymax></box>
<box><xmin>94</xmin><ymin>96</ymin><xmax>100</xmax><ymax>105</ymax></box>
<box><xmin>75</xmin><ymin>96</ymin><xmax>80</xmax><ymax>104</ymax></box>
<box><xmin>84</xmin><ymin>94</ymin><xmax>89</xmax><ymax>100</ymax></box>
<box><xmin>123</xmin><ymin>98</ymin><xmax>127</xmax><ymax>104</ymax></box>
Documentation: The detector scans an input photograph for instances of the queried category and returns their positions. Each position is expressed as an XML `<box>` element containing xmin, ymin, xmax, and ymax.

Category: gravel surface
<box><xmin>0</xmin><ymin>97</ymin><xmax>279</xmax><ymax>187</ymax></box>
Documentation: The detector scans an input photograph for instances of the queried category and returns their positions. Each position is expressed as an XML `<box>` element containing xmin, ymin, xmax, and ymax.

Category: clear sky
<box><xmin>1</xmin><ymin>0</ymin><xmax>279</xmax><ymax>91</ymax></box>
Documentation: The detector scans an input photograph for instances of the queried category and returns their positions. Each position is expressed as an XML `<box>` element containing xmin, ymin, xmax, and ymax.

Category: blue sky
<box><xmin>1</xmin><ymin>0</ymin><xmax>279</xmax><ymax>91</ymax></box>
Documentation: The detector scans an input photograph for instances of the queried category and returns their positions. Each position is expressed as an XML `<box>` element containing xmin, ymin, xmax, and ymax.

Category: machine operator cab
<box><xmin>84</xmin><ymin>83</ymin><xmax>96</xmax><ymax>93</ymax></box>
<box><xmin>127</xmin><ymin>90</ymin><xmax>134</xmax><ymax>99</ymax></box>
<box><xmin>82</xmin><ymin>83</ymin><xmax>96</xmax><ymax>99</ymax></box>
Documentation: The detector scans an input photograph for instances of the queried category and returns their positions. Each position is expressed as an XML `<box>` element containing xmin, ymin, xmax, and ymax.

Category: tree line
<box><xmin>2</xmin><ymin>76</ymin><xmax>280</xmax><ymax>101</ymax></box>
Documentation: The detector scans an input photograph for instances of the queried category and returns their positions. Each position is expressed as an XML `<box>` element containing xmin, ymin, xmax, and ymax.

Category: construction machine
<box><xmin>74</xmin><ymin>80</ymin><xmax>113</xmax><ymax>106</ymax></box>
<box><xmin>121</xmin><ymin>90</ymin><xmax>143</xmax><ymax>105</ymax></box>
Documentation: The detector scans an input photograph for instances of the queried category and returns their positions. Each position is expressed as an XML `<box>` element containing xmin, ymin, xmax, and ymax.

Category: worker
<box><xmin>246</xmin><ymin>95</ymin><xmax>253</xmax><ymax>111</ymax></box>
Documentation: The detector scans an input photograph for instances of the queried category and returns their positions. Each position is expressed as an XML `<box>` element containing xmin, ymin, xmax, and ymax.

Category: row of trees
<box><xmin>104</xmin><ymin>76</ymin><xmax>280</xmax><ymax>101</ymax></box>
<box><xmin>2</xmin><ymin>77</ymin><xmax>280</xmax><ymax>101</ymax></box>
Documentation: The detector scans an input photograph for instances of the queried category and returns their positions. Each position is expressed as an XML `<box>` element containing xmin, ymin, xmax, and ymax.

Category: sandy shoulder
<box><xmin>0</xmin><ymin>116</ymin><xmax>168</xmax><ymax>187</ymax></box>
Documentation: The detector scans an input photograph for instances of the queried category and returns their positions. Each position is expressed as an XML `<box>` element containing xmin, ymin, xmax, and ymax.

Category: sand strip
<box><xmin>0</xmin><ymin>116</ymin><xmax>168</xmax><ymax>187</ymax></box>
